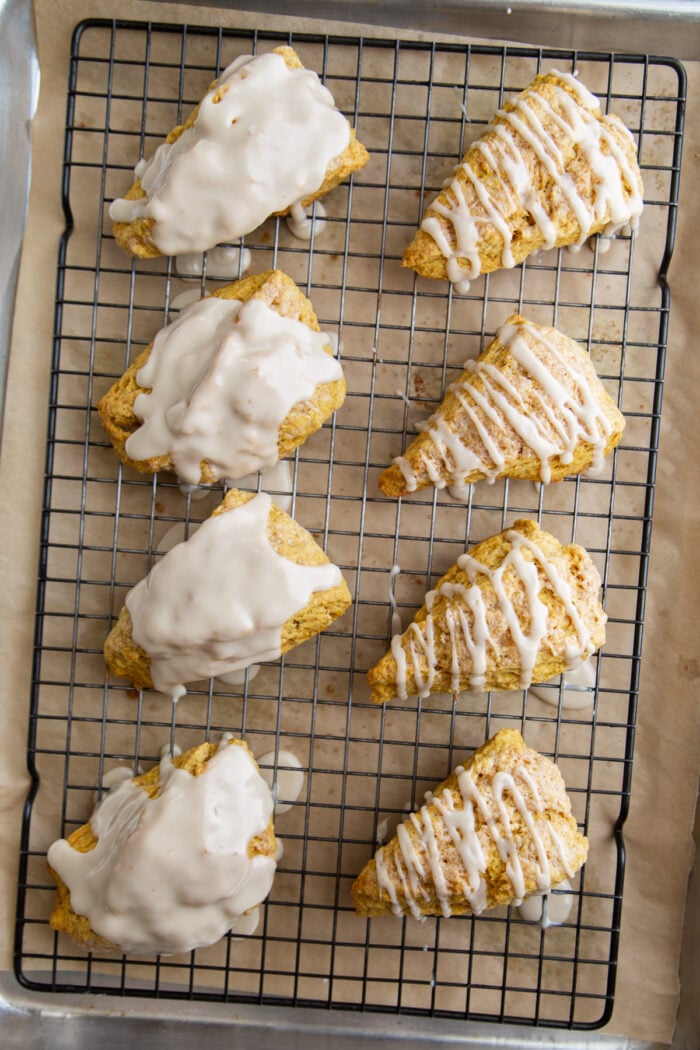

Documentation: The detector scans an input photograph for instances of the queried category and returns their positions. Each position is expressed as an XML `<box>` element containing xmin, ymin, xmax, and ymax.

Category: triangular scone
<box><xmin>380</xmin><ymin>315</ymin><xmax>625</xmax><ymax>498</ymax></box>
<box><xmin>48</xmin><ymin>738</ymin><xmax>277</xmax><ymax>952</ymax></box>
<box><xmin>403</xmin><ymin>70</ymin><xmax>643</xmax><ymax>285</ymax></box>
<box><xmin>97</xmin><ymin>270</ymin><xmax>347</xmax><ymax>485</ymax></box>
<box><xmin>112</xmin><ymin>46</ymin><xmax>369</xmax><ymax>258</ymax></box>
<box><xmin>352</xmin><ymin>729</ymin><xmax>588</xmax><ymax>918</ymax></box>
<box><xmin>367</xmin><ymin>519</ymin><xmax>605</xmax><ymax>705</ymax></box>
<box><xmin>104</xmin><ymin>488</ymin><xmax>352</xmax><ymax>697</ymax></box>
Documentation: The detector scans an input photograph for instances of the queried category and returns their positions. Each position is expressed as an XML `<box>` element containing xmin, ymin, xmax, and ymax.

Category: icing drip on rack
<box><xmin>420</xmin><ymin>71</ymin><xmax>643</xmax><ymax>286</ymax></box>
<box><xmin>391</xmin><ymin>528</ymin><xmax>595</xmax><ymax>701</ymax></box>
<box><xmin>518</xmin><ymin>879</ymin><xmax>574</xmax><ymax>928</ymax></box>
<box><xmin>374</xmin><ymin>762</ymin><xmax>575</xmax><ymax>918</ymax></box>
<box><xmin>393</xmin><ymin>318</ymin><xmax>615</xmax><ymax>493</ymax></box>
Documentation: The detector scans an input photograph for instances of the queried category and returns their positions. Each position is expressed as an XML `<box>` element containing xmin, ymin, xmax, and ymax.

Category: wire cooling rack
<box><xmin>14</xmin><ymin>18</ymin><xmax>685</xmax><ymax>1031</ymax></box>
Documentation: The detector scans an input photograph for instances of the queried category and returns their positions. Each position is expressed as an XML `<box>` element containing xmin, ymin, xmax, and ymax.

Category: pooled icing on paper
<box><xmin>517</xmin><ymin>878</ymin><xmax>574</xmax><ymax>928</ymax></box>
<box><xmin>393</xmin><ymin>318</ymin><xmax>616</xmax><ymax>494</ymax></box>
<box><xmin>175</xmin><ymin>246</ymin><xmax>252</xmax><ymax>280</ymax></box>
<box><xmin>530</xmin><ymin>658</ymin><xmax>596</xmax><ymax>710</ymax></box>
<box><xmin>257</xmin><ymin>750</ymin><xmax>305</xmax><ymax>815</ymax></box>
<box><xmin>391</xmin><ymin>527</ymin><xmax>596</xmax><ymax>700</ymax></box>
<box><xmin>47</xmin><ymin>738</ymin><xmax>275</xmax><ymax>955</ymax></box>
<box><xmin>421</xmin><ymin>71</ymin><xmax>643</xmax><ymax>286</ymax></box>
<box><xmin>125</xmin><ymin>295</ymin><xmax>343</xmax><ymax>485</ymax></box>
<box><xmin>286</xmin><ymin>200</ymin><xmax>328</xmax><ymax>241</ymax></box>
<box><xmin>109</xmin><ymin>51</ymin><xmax>352</xmax><ymax>255</ymax></box>
<box><xmin>126</xmin><ymin>492</ymin><xmax>342</xmax><ymax>700</ymax></box>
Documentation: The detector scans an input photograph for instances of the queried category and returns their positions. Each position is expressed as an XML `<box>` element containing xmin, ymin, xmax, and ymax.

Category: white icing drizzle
<box><xmin>420</xmin><ymin>70</ymin><xmax>643</xmax><ymax>285</ymax></box>
<box><xmin>376</xmin><ymin>817</ymin><xmax>390</xmax><ymax>845</ymax></box>
<box><xmin>379</xmin><ymin>761</ymin><xmax>575</xmax><ymax>918</ymax></box>
<box><xmin>375</xmin><ymin>846</ymin><xmax>402</xmax><ymax>915</ymax></box>
<box><xmin>125</xmin><ymin>294</ymin><xmax>343</xmax><ymax>485</ymax></box>
<box><xmin>394</xmin><ymin>455</ymin><xmax>418</xmax><ymax>493</ymax></box>
<box><xmin>398</xmin><ymin>318</ymin><xmax>614</xmax><ymax>492</ymax></box>
<box><xmin>126</xmin><ymin>492</ymin><xmax>342</xmax><ymax>700</ymax></box>
<box><xmin>286</xmin><ymin>200</ymin><xmax>327</xmax><ymax>241</ymax></box>
<box><xmin>391</xmin><ymin>527</ymin><xmax>594</xmax><ymax>701</ymax></box>
<box><xmin>453</xmin><ymin>279</ymin><xmax>472</xmax><ymax>295</ymax></box>
<box><xmin>175</xmin><ymin>246</ymin><xmax>252</xmax><ymax>280</ymax></box>
<box><xmin>47</xmin><ymin>739</ymin><xmax>276</xmax><ymax>955</ymax></box>
<box><xmin>110</xmin><ymin>52</ymin><xmax>351</xmax><ymax>255</ymax></box>
<box><xmin>160</xmin><ymin>743</ymin><xmax>182</xmax><ymax>759</ymax></box>
<box><xmin>257</xmin><ymin>749</ymin><xmax>304</xmax><ymax>815</ymax></box>
<box><xmin>179</xmin><ymin>483</ymin><xmax>212</xmax><ymax>502</ymax></box>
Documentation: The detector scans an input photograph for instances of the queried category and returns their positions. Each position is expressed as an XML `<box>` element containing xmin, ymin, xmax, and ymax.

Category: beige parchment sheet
<box><xmin>0</xmin><ymin>0</ymin><xmax>698</xmax><ymax>1041</ymax></box>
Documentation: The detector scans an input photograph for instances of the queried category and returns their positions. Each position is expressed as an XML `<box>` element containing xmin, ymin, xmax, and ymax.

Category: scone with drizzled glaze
<box><xmin>104</xmin><ymin>488</ymin><xmax>352</xmax><ymax>700</ymax></box>
<box><xmin>97</xmin><ymin>270</ymin><xmax>346</xmax><ymax>487</ymax></box>
<box><xmin>403</xmin><ymin>70</ymin><xmax>643</xmax><ymax>288</ymax></box>
<box><xmin>367</xmin><ymin>519</ymin><xmax>605</xmax><ymax>705</ymax></box>
<box><xmin>352</xmin><ymin>728</ymin><xmax>588</xmax><ymax>918</ymax></box>
<box><xmin>48</xmin><ymin>737</ymin><xmax>277</xmax><ymax>954</ymax></box>
<box><xmin>111</xmin><ymin>46</ymin><xmax>369</xmax><ymax>258</ymax></box>
<box><xmin>380</xmin><ymin>315</ymin><xmax>625</xmax><ymax>499</ymax></box>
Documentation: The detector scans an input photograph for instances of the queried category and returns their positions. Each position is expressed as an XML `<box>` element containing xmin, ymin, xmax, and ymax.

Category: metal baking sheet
<box><xmin>13</xmin><ymin>18</ymin><xmax>684</xmax><ymax>1032</ymax></box>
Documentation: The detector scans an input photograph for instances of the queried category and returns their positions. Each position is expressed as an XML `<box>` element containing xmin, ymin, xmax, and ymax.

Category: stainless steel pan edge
<box><xmin>0</xmin><ymin>972</ymin><xmax>665</xmax><ymax>1050</ymax></box>
<box><xmin>0</xmin><ymin>0</ymin><xmax>39</xmax><ymax>440</ymax></box>
<box><xmin>162</xmin><ymin>0</ymin><xmax>700</xmax><ymax>59</ymax></box>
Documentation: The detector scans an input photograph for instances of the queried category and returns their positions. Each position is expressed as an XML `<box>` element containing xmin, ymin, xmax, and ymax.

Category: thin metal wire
<box><xmin>13</xmin><ymin>17</ymin><xmax>685</xmax><ymax>1032</ymax></box>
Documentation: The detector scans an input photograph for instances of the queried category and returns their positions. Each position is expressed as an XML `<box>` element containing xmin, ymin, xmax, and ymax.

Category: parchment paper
<box><xmin>0</xmin><ymin>0</ymin><xmax>698</xmax><ymax>1042</ymax></box>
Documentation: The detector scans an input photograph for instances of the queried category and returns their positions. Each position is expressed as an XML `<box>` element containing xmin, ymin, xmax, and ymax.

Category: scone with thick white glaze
<box><xmin>104</xmin><ymin>488</ymin><xmax>352</xmax><ymax>700</ymax></box>
<box><xmin>352</xmin><ymin>728</ymin><xmax>588</xmax><ymax>918</ymax></box>
<box><xmin>48</xmin><ymin>737</ymin><xmax>276</xmax><ymax>954</ymax></box>
<box><xmin>380</xmin><ymin>314</ymin><xmax>625</xmax><ymax>499</ymax></box>
<box><xmin>111</xmin><ymin>46</ymin><xmax>369</xmax><ymax>258</ymax></box>
<box><xmin>97</xmin><ymin>270</ymin><xmax>346</xmax><ymax>486</ymax></box>
<box><xmin>367</xmin><ymin>519</ymin><xmax>605</xmax><ymax>705</ymax></box>
<box><xmin>403</xmin><ymin>70</ymin><xmax>643</xmax><ymax>288</ymax></box>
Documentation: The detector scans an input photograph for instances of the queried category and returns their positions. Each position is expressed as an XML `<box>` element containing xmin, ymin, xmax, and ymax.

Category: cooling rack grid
<box><xmin>14</xmin><ymin>19</ymin><xmax>685</xmax><ymax>1030</ymax></box>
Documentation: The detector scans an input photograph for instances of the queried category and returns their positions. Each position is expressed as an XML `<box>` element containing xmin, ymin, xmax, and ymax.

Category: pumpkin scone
<box><xmin>403</xmin><ymin>70</ymin><xmax>643</xmax><ymax>288</ymax></box>
<box><xmin>104</xmin><ymin>488</ymin><xmax>352</xmax><ymax>700</ymax></box>
<box><xmin>367</xmin><ymin>519</ymin><xmax>605</xmax><ymax>705</ymax></box>
<box><xmin>380</xmin><ymin>314</ymin><xmax>625</xmax><ymax>499</ymax></box>
<box><xmin>352</xmin><ymin>728</ymin><xmax>588</xmax><ymax>918</ymax></box>
<box><xmin>48</xmin><ymin>737</ymin><xmax>277</xmax><ymax>954</ymax></box>
<box><xmin>97</xmin><ymin>270</ymin><xmax>346</xmax><ymax>486</ymax></box>
<box><xmin>110</xmin><ymin>46</ymin><xmax>369</xmax><ymax>258</ymax></box>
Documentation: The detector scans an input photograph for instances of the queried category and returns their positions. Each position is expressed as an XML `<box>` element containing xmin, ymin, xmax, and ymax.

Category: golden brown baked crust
<box><xmin>48</xmin><ymin>738</ymin><xmax>276</xmax><ymax>950</ymax></box>
<box><xmin>97</xmin><ymin>269</ymin><xmax>346</xmax><ymax>483</ymax></box>
<box><xmin>403</xmin><ymin>71</ymin><xmax>643</xmax><ymax>281</ymax></box>
<box><xmin>112</xmin><ymin>46</ymin><xmax>369</xmax><ymax>258</ymax></box>
<box><xmin>367</xmin><ymin>519</ymin><xmax>605</xmax><ymax>704</ymax></box>
<box><xmin>103</xmin><ymin>487</ymin><xmax>352</xmax><ymax>692</ymax></box>
<box><xmin>379</xmin><ymin>314</ymin><xmax>625</xmax><ymax>497</ymax></box>
<box><xmin>352</xmin><ymin>728</ymin><xmax>588</xmax><ymax>917</ymax></box>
